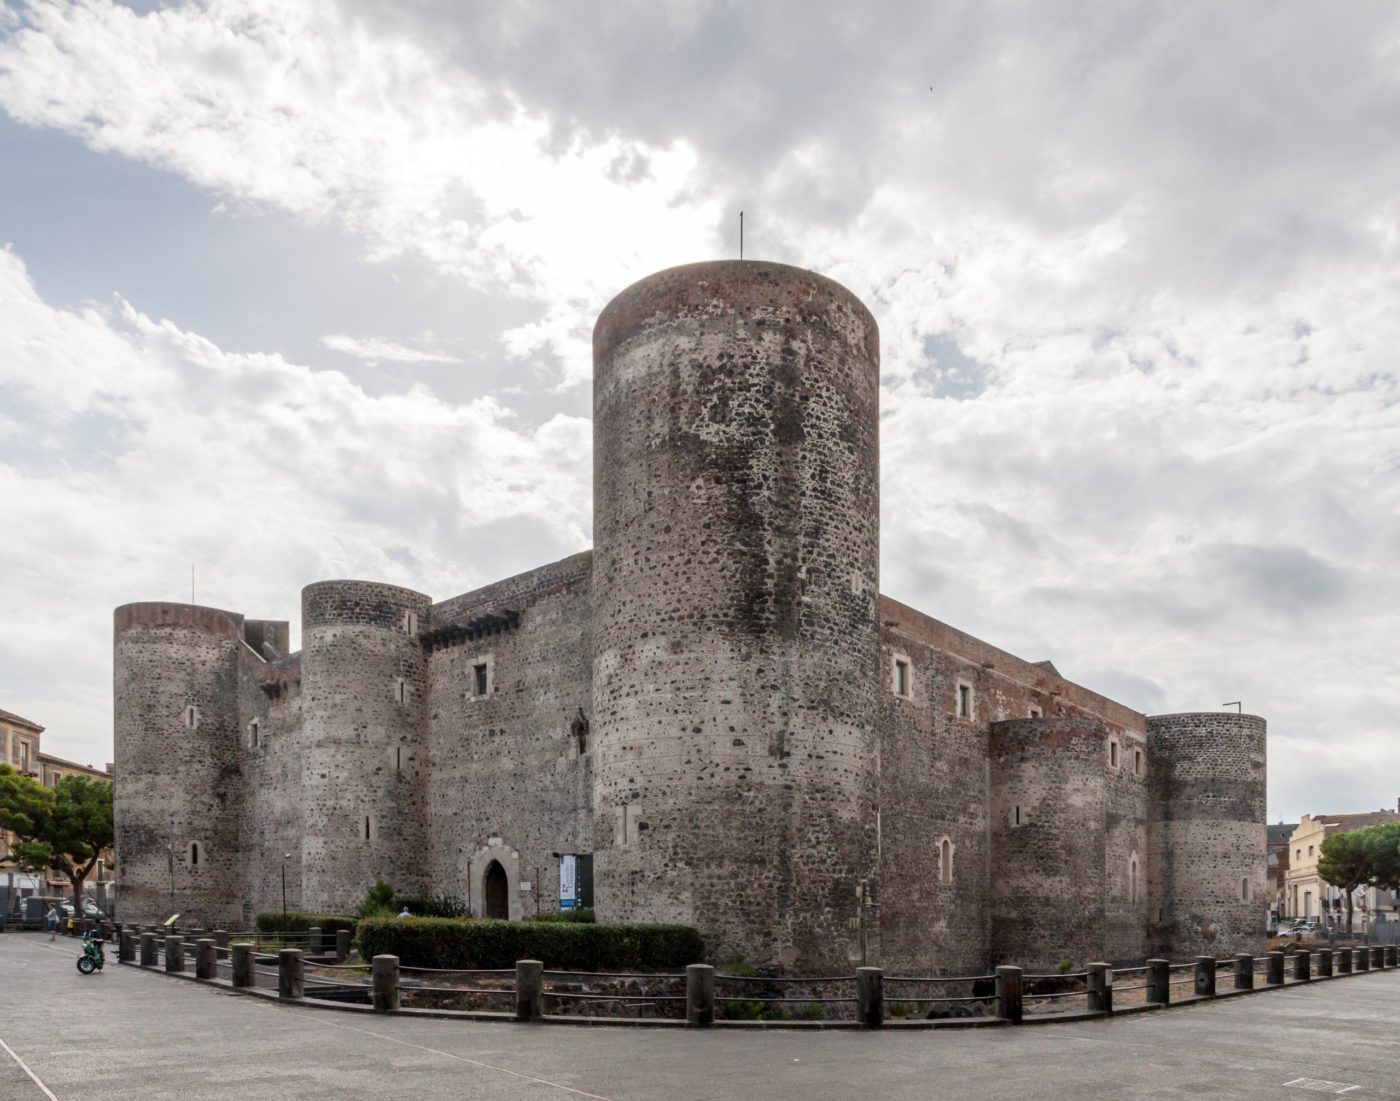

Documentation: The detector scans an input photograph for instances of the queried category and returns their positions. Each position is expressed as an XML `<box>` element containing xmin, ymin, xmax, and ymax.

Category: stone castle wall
<box><xmin>111</xmin><ymin>260</ymin><xmax>1266</xmax><ymax>969</ymax></box>
<box><xmin>424</xmin><ymin>554</ymin><xmax>594</xmax><ymax>920</ymax></box>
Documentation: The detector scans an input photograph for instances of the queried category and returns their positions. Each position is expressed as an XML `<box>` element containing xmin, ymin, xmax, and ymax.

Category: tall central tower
<box><xmin>590</xmin><ymin>260</ymin><xmax>882</xmax><ymax>970</ymax></box>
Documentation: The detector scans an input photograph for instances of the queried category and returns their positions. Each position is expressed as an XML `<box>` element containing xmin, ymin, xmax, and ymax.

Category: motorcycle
<box><xmin>76</xmin><ymin>930</ymin><xmax>105</xmax><ymax>974</ymax></box>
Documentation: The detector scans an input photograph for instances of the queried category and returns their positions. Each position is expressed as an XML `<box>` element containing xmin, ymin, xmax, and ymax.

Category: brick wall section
<box><xmin>591</xmin><ymin>261</ymin><xmax>882</xmax><ymax>971</ymax></box>
<box><xmin>299</xmin><ymin>580</ymin><xmax>433</xmax><ymax>914</ymax></box>
<box><xmin>424</xmin><ymin>558</ymin><xmax>594</xmax><ymax>918</ymax></box>
<box><xmin>1149</xmin><ymin>712</ymin><xmax>1267</xmax><ymax>958</ymax></box>
<box><xmin>113</xmin><ymin>603</ymin><xmax>245</xmax><ymax>926</ymax></box>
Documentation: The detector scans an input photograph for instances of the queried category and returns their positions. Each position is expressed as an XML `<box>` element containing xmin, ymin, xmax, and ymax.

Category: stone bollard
<box><xmin>1194</xmin><ymin>956</ymin><xmax>1216</xmax><ymax>998</ymax></box>
<box><xmin>1266</xmin><ymin>951</ymin><xmax>1285</xmax><ymax>985</ymax></box>
<box><xmin>336</xmin><ymin>929</ymin><xmax>351</xmax><ymax>961</ymax></box>
<box><xmin>995</xmin><ymin>965</ymin><xmax>1024</xmax><ymax>1023</ymax></box>
<box><xmin>1318</xmin><ymin>949</ymin><xmax>1333</xmax><ymax>978</ymax></box>
<box><xmin>1356</xmin><ymin>947</ymin><xmax>1370</xmax><ymax>972</ymax></box>
<box><xmin>855</xmin><ymin>967</ymin><xmax>884</xmax><ymax>1028</ymax></box>
<box><xmin>1234</xmin><ymin>954</ymin><xmax>1254</xmax><ymax>991</ymax></box>
<box><xmin>686</xmin><ymin>964</ymin><xmax>715</xmax><ymax>1027</ymax></box>
<box><xmin>119</xmin><ymin>929</ymin><xmax>136</xmax><ymax>964</ymax></box>
<box><xmin>1294</xmin><ymin>951</ymin><xmax>1311</xmax><ymax>982</ymax></box>
<box><xmin>372</xmin><ymin>954</ymin><xmax>400</xmax><ymax>1013</ymax></box>
<box><xmin>214</xmin><ymin>930</ymin><xmax>229</xmax><ymax>949</ymax></box>
<box><xmin>140</xmin><ymin>932</ymin><xmax>158</xmax><ymax>967</ymax></box>
<box><xmin>1337</xmin><ymin>948</ymin><xmax>1353</xmax><ymax>975</ymax></box>
<box><xmin>1086</xmin><ymin>962</ymin><xmax>1113</xmax><ymax>1014</ymax></box>
<box><xmin>1145</xmin><ymin>959</ymin><xmax>1170</xmax><ymax>1005</ymax></box>
<box><xmin>164</xmin><ymin>935</ymin><xmax>184</xmax><ymax>973</ymax></box>
<box><xmin>195</xmin><ymin>938</ymin><xmax>217</xmax><ymax>980</ymax></box>
<box><xmin>308</xmin><ymin>927</ymin><xmax>322</xmax><ymax>957</ymax></box>
<box><xmin>231</xmin><ymin>943</ymin><xmax>255</xmax><ymax>988</ymax></box>
<box><xmin>278</xmin><ymin>948</ymin><xmax>304</xmax><ymax>1000</ymax></box>
<box><xmin>515</xmin><ymin>960</ymin><xmax>543</xmax><ymax>1022</ymax></box>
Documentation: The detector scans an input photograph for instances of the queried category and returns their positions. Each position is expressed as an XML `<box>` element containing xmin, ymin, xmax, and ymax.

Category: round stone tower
<box><xmin>591</xmin><ymin>260</ymin><xmax>882</xmax><ymax>971</ymax></box>
<box><xmin>1148</xmin><ymin>712</ymin><xmax>1267</xmax><ymax>957</ymax></box>
<box><xmin>300</xmin><ymin>580</ymin><xmax>432</xmax><ymax>913</ymax></box>
<box><xmin>113</xmin><ymin>602</ymin><xmax>245</xmax><ymax>926</ymax></box>
<box><xmin>989</xmin><ymin>717</ymin><xmax>1118</xmax><ymax>969</ymax></box>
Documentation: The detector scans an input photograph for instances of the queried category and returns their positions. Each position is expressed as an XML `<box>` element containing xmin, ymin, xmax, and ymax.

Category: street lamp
<box><xmin>281</xmin><ymin>852</ymin><xmax>292</xmax><ymax>928</ymax></box>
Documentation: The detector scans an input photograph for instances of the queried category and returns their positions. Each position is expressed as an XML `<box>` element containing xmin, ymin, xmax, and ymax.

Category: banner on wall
<box><xmin>559</xmin><ymin>854</ymin><xmax>577</xmax><ymax>911</ymax></box>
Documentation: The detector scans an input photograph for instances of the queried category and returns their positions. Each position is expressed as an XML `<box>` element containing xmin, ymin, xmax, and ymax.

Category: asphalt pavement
<box><xmin>3</xmin><ymin>932</ymin><xmax>1399</xmax><ymax>1100</ymax></box>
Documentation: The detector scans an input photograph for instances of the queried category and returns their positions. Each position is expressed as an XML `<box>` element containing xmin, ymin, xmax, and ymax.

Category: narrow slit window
<box><xmin>938</xmin><ymin>838</ymin><xmax>953</xmax><ymax>885</ymax></box>
<box><xmin>1241</xmin><ymin>877</ymin><xmax>1250</xmax><ymax>902</ymax></box>
<box><xmin>1133</xmin><ymin>748</ymin><xmax>1143</xmax><ymax>776</ymax></box>
<box><xmin>1013</xmin><ymin>806</ymin><xmax>1023</xmax><ymax>826</ymax></box>
<box><xmin>473</xmin><ymin>662</ymin><xmax>489</xmax><ymax>698</ymax></box>
<box><xmin>184</xmin><ymin>705</ymin><xmax>199</xmax><ymax>730</ymax></box>
<box><xmin>249</xmin><ymin>719</ymin><xmax>260</xmax><ymax>749</ymax></box>
<box><xmin>893</xmin><ymin>658</ymin><xmax>910</xmax><ymax>698</ymax></box>
<box><xmin>956</xmin><ymin>684</ymin><xmax>972</xmax><ymax>719</ymax></box>
<box><xmin>403</xmin><ymin>610</ymin><xmax>419</xmax><ymax>636</ymax></box>
<box><xmin>188</xmin><ymin>841</ymin><xmax>201</xmax><ymax>867</ymax></box>
<box><xmin>393</xmin><ymin>678</ymin><xmax>407</xmax><ymax>704</ymax></box>
<box><xmin>1129</xmin><ymin>858</ymin><xmax>1139</xmax><ymax>904</ymax></box>
<box><xmin>1028</xmin><ymin>706</ymin><xmax>1042</xmax><ymax>719</ymax></box>
<box><xmin>364</xmin><ymin>816</ymin><xmax>372</xmax><ymax>841</ymax></box>
<box><xmin>1109</xmin><ymin>739</ymin><xmax>1120</xmax><ymax>768</ymax></box>
<box><xmin>395</xmin><ymin>746</ymin><xmax>402</xmax><ymax>773</ymax></box>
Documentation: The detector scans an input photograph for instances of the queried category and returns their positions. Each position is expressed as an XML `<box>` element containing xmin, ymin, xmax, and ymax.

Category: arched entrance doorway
<box><xmin>484</xmin><ymin>859</ymin><xmax>509</xmax><ymax>919</ymax></box>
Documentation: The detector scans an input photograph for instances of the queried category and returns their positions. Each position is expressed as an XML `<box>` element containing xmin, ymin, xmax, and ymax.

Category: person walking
<box><xmin>45</xmin><ymin>904</ymin><xmax>58</xmax><ymax>941</ymax></box>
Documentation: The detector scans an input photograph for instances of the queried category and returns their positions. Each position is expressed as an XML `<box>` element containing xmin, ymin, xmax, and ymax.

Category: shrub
<box><xmin>395</xmin><ymin>892</ymin><xmax>470</xmax><ymax>918</ymax></box>
<box><xmin>529</xmin><ymin>907</ymin><xmax>596</xmax><ymax>924</ymax></box>
<box><xmin>356</xmin><ymin>916</ymin><xmax>703</xmax><ymax>971</ymax></box>
<box><xmin>357</xmin><ymin>880</ymin><xmax>397</xmax><ymax>919</ymax></box>
<box><xmin>255</xmin><ymin>912</ymin><xmax>358</xmax><ymax>936</ymax></box>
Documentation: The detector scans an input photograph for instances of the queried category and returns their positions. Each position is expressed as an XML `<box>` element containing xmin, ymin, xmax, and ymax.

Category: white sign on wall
<box><xmin>560</xmin><ymin>854</ymin><xmax>577</xmax><ymax>910</ymax></box>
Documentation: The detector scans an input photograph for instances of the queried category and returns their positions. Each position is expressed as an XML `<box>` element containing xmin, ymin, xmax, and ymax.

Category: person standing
<box><xmin>45</xmin><ymin>904</ymin><xmax>58</xmax><ymax>941</ymax></box>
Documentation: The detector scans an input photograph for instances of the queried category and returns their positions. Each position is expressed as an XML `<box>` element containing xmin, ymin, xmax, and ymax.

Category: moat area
<box><xmin>2</xmin><ymin>933</ymin><xmax>1398</xmax><ymax>1100</ymax></box>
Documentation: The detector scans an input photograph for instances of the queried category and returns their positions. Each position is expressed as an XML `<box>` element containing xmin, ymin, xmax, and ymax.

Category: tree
<box><xmin>1318</xmin><ymin>830</ymin><xmax>1370</xmax><ymax>935</ymax></box>
<box><xmin>1318</xmin><ymin>822</ymin><xmax>1400</xmax><ymax>935</ymax></box>
<box><xmin>0</xmin><ymin>764</ymin><xmax>56</xmax><ymax>882</ymax></box>
<box><xmin>40</xmin><ymin>775</ymin><xmax>114</xmax><ymax>911</ymax></box>
<box><xmin>0</xmin><ymin>766</ymin><xmax>114</xmax><ymax>911</ymax></box>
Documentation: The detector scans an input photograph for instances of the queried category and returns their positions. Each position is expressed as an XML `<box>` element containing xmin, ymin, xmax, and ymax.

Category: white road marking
<box><xmin>1284</xmin><ymin>1078</ymin><xmax>1364</xmax><ymax>1094</ymax></box>
<box><xmin>0</xmin><ymin>1036</ymin><xmax>62</xmax><ymax>1101</ymax></box>
<box><xmin>315</xmin><ymin>1018</ymin><xmax>616</xmax><ymax>1100</ymax></box>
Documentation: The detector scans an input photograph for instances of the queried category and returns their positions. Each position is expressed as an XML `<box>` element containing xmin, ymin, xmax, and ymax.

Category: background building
<box><xmin>113</xmin><ymin>261</ymin><xmax>1268</xmax><ymax>972</ymax></box>
<box><xmin>1283</xmin><ymin>808</ymin><xmax>1400</xmax><ymax>929</ymax></box>
<box><xmin>1</xmin><ymin>707</ymin><xmax>115</xmax><ymax>913</ymax></box>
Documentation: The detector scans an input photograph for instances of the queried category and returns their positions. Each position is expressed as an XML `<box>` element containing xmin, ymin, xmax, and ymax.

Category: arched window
<box><xmin>937</xmin><ymin>837</ymin><xmax>954</xmax><ymax>886</ymax></box>
<box><xmin>188</xmin><ymin>841</ymin><xmax>203</xmax><ymax>867</ymax></box>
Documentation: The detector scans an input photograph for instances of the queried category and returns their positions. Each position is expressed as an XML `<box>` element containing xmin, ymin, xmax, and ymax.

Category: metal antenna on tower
<box><xmin>1223</xmin><ymin>701</ymin><xmax>1242</xmax><ymax>713</ymax></box>
<box><xmin>740</xmin><ymin>211</ymin><xmax>744</xmax><ymax>259</ymax></box>
<box><xmin>191</xmin><ymin>564</ymin><xmax>195</xmax><ymax>607</ymax></box>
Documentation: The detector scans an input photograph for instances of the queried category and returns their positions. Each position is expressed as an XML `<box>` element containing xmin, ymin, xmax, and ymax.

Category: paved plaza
<box><xmin>3</xmin><ymin>933</ymin><xmax>1400</xmax><ymax>1100</ymax></box>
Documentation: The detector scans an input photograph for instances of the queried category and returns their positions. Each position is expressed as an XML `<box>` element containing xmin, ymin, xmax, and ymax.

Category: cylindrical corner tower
<box><xmin>1148</xmin><ymin>712</ymin><xmax>1267</xmax><ymax>958</ymax></box>
<box><xmin>113</xmin><ymin>603</ymin><xmax>246</xmax><ymax>926</ymax></box>
<box><xmin>300</xmin><ymin>581</ymin><xmax>432</xmax><ymax>913</ymax></box>
<box><xmin>988</xmin><ymin>717</ymin><xmax>1118</xmax><ymax>969</ymax></box>
<box><xmin>591</xmin><ymin>260</ymin><xmax>882</xmax><ymax>971</ymax></box>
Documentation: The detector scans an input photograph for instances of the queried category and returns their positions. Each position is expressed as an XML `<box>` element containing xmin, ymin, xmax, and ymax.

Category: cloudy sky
<box><xmin>1</xmin><ymin>0</ymin><xmax>1396</xmax><ymax>822</ymax></box>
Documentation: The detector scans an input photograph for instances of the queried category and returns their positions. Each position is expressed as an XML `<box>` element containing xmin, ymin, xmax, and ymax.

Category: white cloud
<box><xmin>319</xmin><ymin>333</ymin><xmax>459</xmax><ymax>365</ymax></box>
<box><xmin>0</xmin><ymin>246</ymin><xmax>591</xmax><ymax>758</ymax></box>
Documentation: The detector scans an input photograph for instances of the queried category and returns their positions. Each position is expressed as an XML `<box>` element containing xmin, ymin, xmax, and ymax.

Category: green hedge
<box><xmin>356</xmin><ymin>916</ymin><xmax>703</xmax><ymax>971</ymax></box>
<box><xmin>256</xmin><ymin>911</ymin><xmax>358</xmax><ymax>936</ymax></box>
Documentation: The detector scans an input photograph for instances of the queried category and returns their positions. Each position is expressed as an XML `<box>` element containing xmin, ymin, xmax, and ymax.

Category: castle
<box><xmin>113</xmin><ymin>261</ymin><xmax>1266</xmax><ymax>973</ymax></box>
